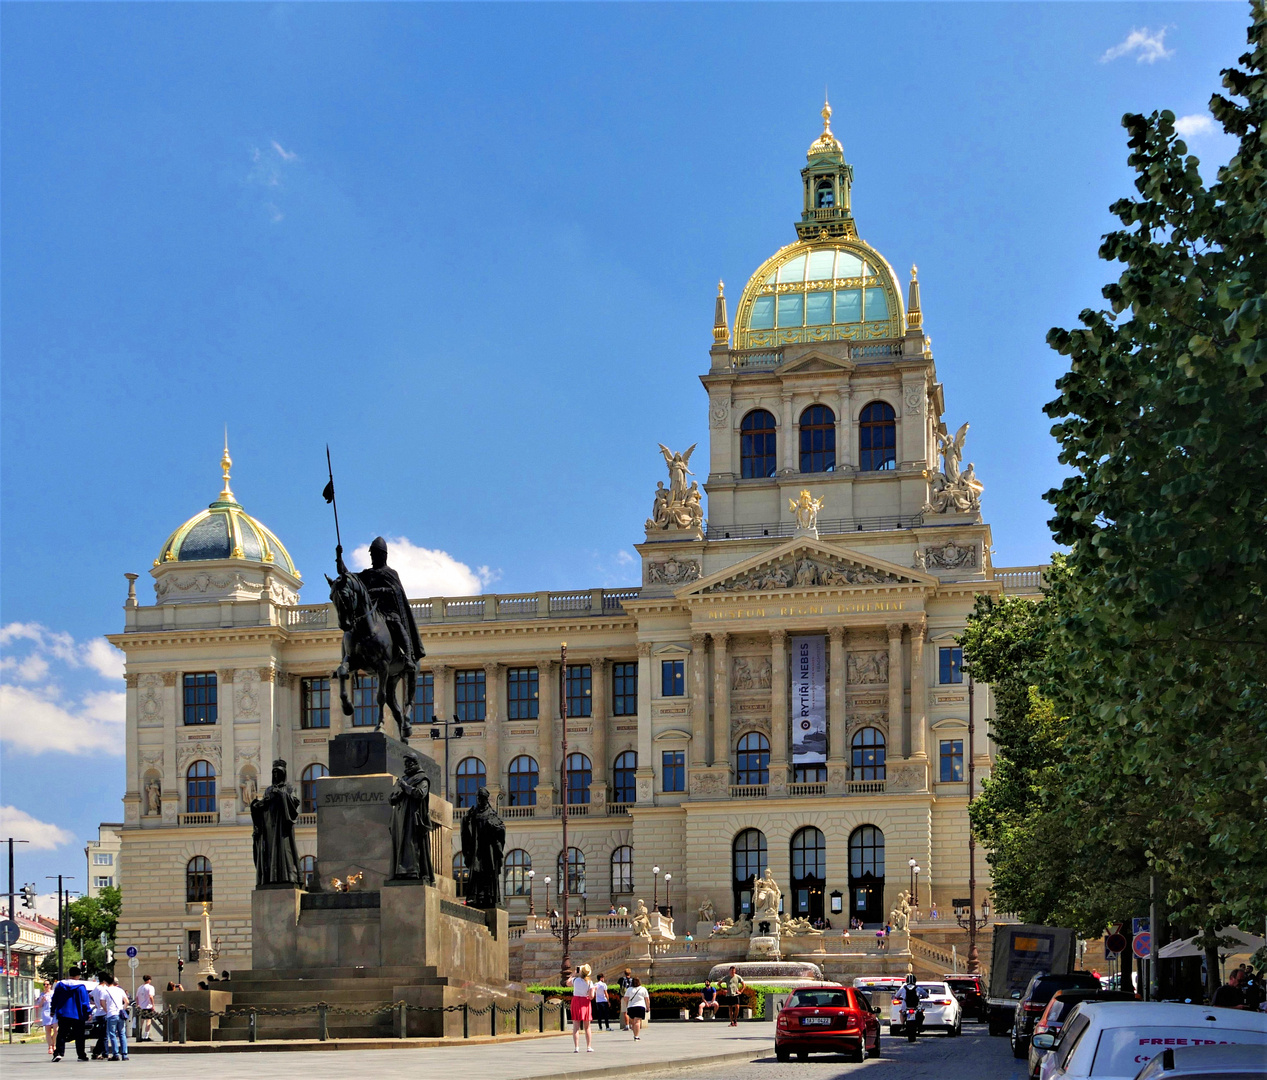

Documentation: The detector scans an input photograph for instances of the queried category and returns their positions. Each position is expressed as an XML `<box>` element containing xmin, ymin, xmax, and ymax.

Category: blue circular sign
<box><xmin>125</xmin><ymin>946</ymin><xmax>138</xmax><ymax>958</ymax></box>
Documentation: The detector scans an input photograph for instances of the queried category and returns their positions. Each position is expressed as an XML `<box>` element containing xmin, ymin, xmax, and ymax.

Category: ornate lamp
<box><xmin>528</xmin><ymin>869</ymin><xmax>536</xmax><ymax>916</ymax></box>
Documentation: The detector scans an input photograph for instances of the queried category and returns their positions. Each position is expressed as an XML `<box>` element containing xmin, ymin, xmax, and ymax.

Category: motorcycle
<box><xmin>905</xmin><ymin>1005</ymin><xmax>925</xmax><ymax>1043</ymax></box>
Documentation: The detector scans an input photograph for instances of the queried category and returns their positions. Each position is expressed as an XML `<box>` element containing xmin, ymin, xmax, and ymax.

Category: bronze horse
<box><xmin>326</xmin><ymin>569</ymin><xmax>416</xmax><ymax>741</ymax></box>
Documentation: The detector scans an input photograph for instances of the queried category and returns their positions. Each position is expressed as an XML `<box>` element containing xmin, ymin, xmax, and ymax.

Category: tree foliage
<box><xmin>37</xmin><ymin>887</ymin><xmax>121</xmax><ymax>979</ymax></box>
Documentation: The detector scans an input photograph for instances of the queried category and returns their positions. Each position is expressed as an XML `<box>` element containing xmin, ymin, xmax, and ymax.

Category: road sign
<box><xmin>125</xmin><ymin>946</ymin><xmax>138</xmax><ymax>958</ymax></box>
<box><xmin>0</xmin><ymin>920</ymin><xmax>19</xmax><ymax>946</ymax></box>
<box><xmin>128</xmin><ymin>957</ymin><xmax>139</xmax><ymax>971</ymax></box>
<box><xmin>1133</xmin><ymin>931</ymin><xmax>1152</xmax><ymax>959</ymax></box>
<box><xmin>1105</xmin><ymin>932</ymin><xmax>1128</xmax><ymax>955</ymax></box>
<box><xmin>1132</xmin><ymin>918</ymin><xmax>1150</xmax><ymax>937</ymax></box>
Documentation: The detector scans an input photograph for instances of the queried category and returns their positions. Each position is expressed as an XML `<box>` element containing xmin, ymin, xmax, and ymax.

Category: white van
<box><xmin>1034</xmin><ymin>1002</ymin><xmax>1267</xmax><ymax>1080</ymax></box>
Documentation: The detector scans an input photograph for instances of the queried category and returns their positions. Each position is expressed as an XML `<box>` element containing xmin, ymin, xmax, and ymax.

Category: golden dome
<box><xmin>807</xmin><ymin>99</ymin><xmax>843</xmax><ymax>159</ymax></box>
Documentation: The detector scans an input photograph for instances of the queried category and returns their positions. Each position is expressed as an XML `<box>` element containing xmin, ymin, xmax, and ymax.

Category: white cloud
<box><xmin>1101</xmin><ymin>27</ymin><xmax>1174</xmax><ymax>64</ymax></box>
<box><xmin>0</xmin><ymin>806</ymin><xmax>75</xmax><ymax>851</ymax></box>
<box><xmin>1174</xmin><ymin>114</ymin><xmax>1216</xmax><ymax>138</ymax></box>
<box><xmin>349</xmin><ymin>536</ymin><xmax>498</xmax><ymax>598</ymax></box>
<box><xmin>615</xmin><ymin>550</ymin><xmax>637</xmax><ymax>567</ymax></box>
<box><xmin>271</xmin><ymin>140</ymin><xmax>299</xmax><ymax>163</ymax></box>
<box><xmin>0</xmin><ymin>623</ymin><xmax>126</xmax><ymax>755</ymax></box>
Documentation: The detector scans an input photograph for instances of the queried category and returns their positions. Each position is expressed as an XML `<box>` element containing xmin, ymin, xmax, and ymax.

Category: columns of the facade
<box><xmin>538</xmin><ymin>660</ymin><xmax>557</xmax><ymax>806</ymax></box>
<box><xmin>828</xmin><ymin>626</ymin><xmax>847</xmax><ymax>788</ymax></box>
<box><xmin>711</xmin><ymin>631</ymin><xmax>730</xmax><ymax>769</ymax></box>
<box><xmin>161</xmin><ymin>672</ymin><xmax>178</xmax><ymax>825</ymax></box>
<box><xmin>908</xmin><ymin>618</ymin><xmax>928</xmax><ymax>760</ymax></box>
<box><xmin>218</xmin><ymin>669</ymin><xmax>238</xmax><ymax>822</ymax></box>
<box><xmin>887</xmin><ymin>623</ymin><xmax>906</xmax><ymax>760</ymax></box>
<box><xmin>837</xmin><ymin>386</ymin><xmax>854</xmax><ymax>471</ymax></box>
<box><xmin>124</xmin><ymin>674</ymin><xmax>140</xmax><ymax>825</ymax></box>
<box><xmin>434</xmin><ymin>664</ymin><xmax>453</xmax><ymax>724</ymax></box>
<box><xmin>635</xmin><ymin>642</ymin><xmax>655</xmax><ymax>804</ymax></box>
<box><xmin>690</xmin><ymin>634</ymin><xmax>709</xmax><ymax>769</ymax></box>
<box><xmin>780</xmin><ymin>392</ymin><xmax>796</xmax><ymax>473</ymax></box>
<box><xmin>484</xmin><ymin>662</ymin><xmax>503</xmax><ymax>802</ymax></box>
<box><xmin>770</xmin><ymin>629</ymin><xmax>788</xmax><ymax>795</ymax></box>
<box><xmin>591</xmin><ymin>658</ymin><xmax>608</xmax><ymax>805</ymax></box>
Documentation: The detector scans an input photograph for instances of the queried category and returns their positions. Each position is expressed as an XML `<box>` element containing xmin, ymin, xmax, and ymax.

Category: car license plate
<box><xmin>802</xmin><ymin>1017</ymin><xmax>832</xmax><ymax>1025</ymax></box>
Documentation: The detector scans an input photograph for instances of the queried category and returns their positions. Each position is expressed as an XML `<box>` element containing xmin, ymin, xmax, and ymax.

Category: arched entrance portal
<box><xmin>848</xmin><ymin>825</ymin><xmax>885</xmax><ymax>926</ymax></box>
<box><xmin>790</xmin><ymin>827</ymin><xmax>826</xmax><ymax>924</ymax></box>
<box><xmin>732</xmin><ymin>829</ymin><xmax>768</xmax><ymax>920</ymax></box>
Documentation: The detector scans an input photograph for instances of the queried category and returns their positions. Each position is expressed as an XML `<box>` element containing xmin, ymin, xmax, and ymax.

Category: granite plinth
<box><xmin>328</xmin><ymin>730</ymin><xmax>441</xmax><ymax>787</ymax></box>
<box><xmin>314</xmin><ymin>773</ymin><xmax>395</xmax><ymax>889</ymax></box>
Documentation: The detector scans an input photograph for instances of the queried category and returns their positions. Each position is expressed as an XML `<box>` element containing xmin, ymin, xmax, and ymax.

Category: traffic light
<box><xmin>20</xmin><ymin>883</ymin><xmax>36</xmax><ymax>909</ymax></box>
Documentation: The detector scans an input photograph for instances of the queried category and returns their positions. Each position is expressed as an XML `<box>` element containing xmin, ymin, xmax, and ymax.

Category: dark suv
<box><xmin>1010</xmin><ymin>972</ymin><xmax>1102</xmax><ymax>1058</ymax></box>
<box><xmin>943</xmin><ymin>974</ymin><xmax>987</xmax><ymax>1022</ymax></box>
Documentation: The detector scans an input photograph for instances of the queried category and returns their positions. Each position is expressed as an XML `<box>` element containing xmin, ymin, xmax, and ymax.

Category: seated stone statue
<box><xmin>629</xmin><ymin>899</ymin><xmax>652</xmax><ymax>938</ymax></box>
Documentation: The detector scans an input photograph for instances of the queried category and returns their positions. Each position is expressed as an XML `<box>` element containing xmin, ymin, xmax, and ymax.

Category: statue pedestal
<box><xmin>919</xmin><ymin>511</ymin><xmax>980</xmax><ymax>528</ymax></box>
<box><xmin>748</xmin><ymin>935</ymin><xmax>781</xmax><ymax>960</ymax></box>
<box><xmin>329</xmin><ymin>730</ymin><xmax>440</xmax><ymax>787</ymax></box>
<box><xmin>314</xmin><ymin>773</ymin><xmax>396</xmax><ymax>890</ymax></box>
<box><xmin>644</xmin><ymin>524</ymin><xmax>703</xmax><ymax>543</ymax></box>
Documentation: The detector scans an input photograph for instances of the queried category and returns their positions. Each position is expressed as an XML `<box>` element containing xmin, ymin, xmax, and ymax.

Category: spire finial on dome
<box><xmin>906</xmin><ymin>264</ymin><xmax>923</xmax><ymax>333</ymax></box>
<box><xmin>219</xmin><ymin>427</ymin><xmax>236</xmax><ymax>503</ymax></box>
<box><xmin>822</xmin><ymin>94</ymin><xmax>833</xmax><ymax>136</ymax></box>
<box><xmin>713</xmin><ymin>280</ymin><xmax>729</xmax><ymax>346</ymax></box>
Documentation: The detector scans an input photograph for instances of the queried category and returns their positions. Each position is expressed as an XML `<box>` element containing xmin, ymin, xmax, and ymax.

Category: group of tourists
<box><xmin>34</xmin><ymin>971</ymin><xmax>156</xmax><ymax>1062</ymax></box>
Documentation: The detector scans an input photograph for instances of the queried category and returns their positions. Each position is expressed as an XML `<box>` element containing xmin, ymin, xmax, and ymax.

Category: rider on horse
<box><xmin>336</xmin><ymin>537</ymin><xmax>424</xmax><ymax>670</ymax></box>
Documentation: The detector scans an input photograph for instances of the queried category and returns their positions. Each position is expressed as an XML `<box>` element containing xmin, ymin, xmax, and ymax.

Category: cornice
<box><xmin>107</xmin><ymin>627</ymin><xmax>288</xmax><ymax>650</ymax></box>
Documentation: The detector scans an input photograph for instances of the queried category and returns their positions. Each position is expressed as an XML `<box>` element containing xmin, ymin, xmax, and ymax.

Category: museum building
<box><xmin>108</xmin><ymin>107</ymin><xmax>1042</xmax><ymax>983</ymax></box>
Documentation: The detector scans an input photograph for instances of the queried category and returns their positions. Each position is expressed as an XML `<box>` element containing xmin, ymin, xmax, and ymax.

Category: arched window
<box><xmin>735</xmin><ymin>732</ymin><xmax>770</xmax><ymax>786</ymax></box>
<box><xmin>507</xmin><ymin>755</ymin><xmax>539</xmax><ymax>807</ymax></box>
<box><xmin>790</xmin><ymin>827</ymin><xmax>827</xmax><ymax>922</ymax></box>
<box><xmin>732</xmin><ymin>829</ymin><xmax>768</xmax><ymax>918</ymax></box>
<box><xmin>299</xmin><ymin>855</ymin><xmax>317</xmax><ymax>890</ymax></box>
<box><xmin>815</xmin><ymin>178</ymin><xmax>834</xmax><ymax>208</ymax></box>
<box><xmin>851</xmin><ymin>728</ymin><xmax>886</xmax><ymax>781</ymax></box>
<box><xmin>848</xmin><ymin>825</ymin><xmax>886</xmax><ymax>924</ymax></box>
<box><xmin>186</xmin><ymin>760</ymin><xmax>217</xmax><ymax>813</ymax></box>
<box><xmin>799</xmin><ymin>405</ymin><xmax>836</xmax><ymax>473</ymax></box>
<box><xmin>858</xmin><ymin>401</ymin><xmax>896</xmax><ymax>471</ymax></box>
<box><xmin>611</xmin><ymin>846</ymin><xmax>633</xmax><ymax>894</ymax></box>
<box><xmin>453</xmin><ymin>853</ymin><xmax>469</xmax><ymax>898</ymax></box>
<box><xmin>612</xmin><ymin>751</ymin><xmax>637</xmax><ymax>804</ymax></box>
<box><xmin>557</xmin><ymin>847</ymin><xmax>585</xmax><ymax>895</ymax></box>
<box><xmin>504</xmin><ymin>849</ymin><xmax>532</xmax><ymax>897</ymax></box>
<box><xmin>455</xmin><ymin>757</ymin><xmax>486</xmax><ymax>809</ymax></box>
<box><xmin>565</xmin><ymin>752</ymin><xmax>592</xmax><ymax>805</ymax></box>
<box><xmin>186</xmin><ymin>856</ymin><xmax>212</xmax><ymax>903</ymax></box>
<box><xmin>301</xmin><ymin>763</ymin><xmax>329</xmax><ymax>813</ymax></box>
<box><xmin>740</xmin><ymin>410</ymin><xmax>778</xmax><ymax>479</ymax></box>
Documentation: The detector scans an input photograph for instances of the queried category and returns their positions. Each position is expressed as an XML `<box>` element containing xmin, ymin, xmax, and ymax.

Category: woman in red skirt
<box><xmin>571</xmin><ymin>963</ymin><xmax>595</xmax><ymax>1052</ymax></box>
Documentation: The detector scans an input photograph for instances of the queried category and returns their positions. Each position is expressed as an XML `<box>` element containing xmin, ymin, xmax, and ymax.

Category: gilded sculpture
<box><xmin>789</xmin><ymin>490</ymin><xmax>826</xmax><ymax>535</ymax></box>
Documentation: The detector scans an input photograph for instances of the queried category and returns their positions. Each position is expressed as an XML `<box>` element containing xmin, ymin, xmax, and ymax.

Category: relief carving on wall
<box><xmin>691</xmin><ymin>771</ymin><xmax>728</xmax><ymax>798</ymax></box>
<box><xmin>235</xmin><ymin>669</ymin><xmax>261</xmax><ymax>718</ymax></box>
<box><xmin>154</xmin><ymin>571</ymin><xmax>247</xmax><ymax>598</ymax></box>
<box><xmin>731</xmin><ymin>656</ymin><xmax>772</xmax><ymax>691</ymax></box>
<box><xmin>846</xmin><ymin>651</ymin><xmax>890</xmax><ymax>685</ymax></box>
<box><xmin>708</xmin><ymin>555</ymin><xmax>902</xmax><ymax>593</ymax></box>
<box><xmin>710</xmin><ymin>400</ymin><xmax>730</xmax><ymax>429</ymax></box>
<box><xmin>645</xmin><ymin>557</ymin><xmax>701</xmax><ymax>586</ymax></box>
<box><xmin>904</xmin><ymin>384</ymin><xmax>925</xmax><ymax>415</ymax></box>
<box><xmin>731</xmin><ymin>717</ymin><xmax>772</xmax><ymax>739</ymax></box>
<box><xmin>139</xmin><ymin>674</ymin><xmax>163</xmax><ymax>725</ymax></box>
<box><xmin>887</xmin><ymin>763</ymin><xmax>923</xmax><ymax>793</ymax></box>
<box><xmin>177</xmin><ymin>742</ymin><xmax>221</xmax><ymax>772</ymax></box>
<box><xmin>924</xmin><ymin>540</ymin><xmax>978</xmax><ymax>570</ymax></box>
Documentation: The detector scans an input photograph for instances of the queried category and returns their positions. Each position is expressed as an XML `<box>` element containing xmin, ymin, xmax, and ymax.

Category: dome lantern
<box><xmin>796</xmin><ymin>97</ymin><xmax>856</xmax><ymax>243</ymax></box>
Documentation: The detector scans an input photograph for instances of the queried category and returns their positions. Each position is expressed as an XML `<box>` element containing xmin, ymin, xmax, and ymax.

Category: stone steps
<box><xmin>225</xmin><ymin>988</ymin><xmax>403</xmax><ymax>1005</ymax></box>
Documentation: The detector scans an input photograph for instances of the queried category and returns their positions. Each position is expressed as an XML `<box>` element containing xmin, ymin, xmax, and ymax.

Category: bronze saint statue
<box><xmin>251</xmin><ymin>759</ymin><xmax>301</xmax><ymax>887</ymax></box>
<box><xmin>389</xmin><ymin>755</ymin><xmax>436</xmax><ymax>883</ymax></box>
<box><xmin>328</xmin><ymin>537</ymin><xmax>424</xmax><ymax>741</ymax></box>
<box><xmin>459</xmin><ymin>787</ymin><xmax>506</xmax><ymax>907</ymax></box>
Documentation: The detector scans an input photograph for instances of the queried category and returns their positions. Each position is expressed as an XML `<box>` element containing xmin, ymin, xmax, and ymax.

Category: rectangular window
<box><xmin>455</xmin><ymin>669</ymin><xmax>486</xmax><ymax>723</ymax></box>
<box><xmin>565</xmin><ymin>664</ymin><xmax>592</xmax><ymax>718</ymax></box>
<box><xmin>352</xmin><ymin>674</ymin><xmax>378</xmax><ymax>727</ymax></box>
<box><xmin>414</xmin><ymin>670</ymin><xmax>434</xmax><ymax>723</ymax></box>
<box><xmin>612</xmin><ymin>662</ymin><xmax>638</xmax><ymax>716</ymax></box>
<box><xmin>186</xmin><ymin>930</ymin><xmax>200</xmax><ymax>962</ymax></box>
<box><xmin>182</xmin><ymin>672</ymin><xmax>217</xmax><ymax>725</ymax></box>
<box><xmin>93</xmin><ymin>853</ymin><xmax>113</xmax><ymax>865</ymax></box>
<box><xmin>301</xmin><ymin>677</ymin><xmax>331</xmax><ymax>729</ymax></box>
<box><xmin>661</xmin><ymin>750</ymin><xmax>685</xmax><ymax>792</ymax></box>
<box><xmin>507</xmin><ymin>667</ymin><xmax>539</xmax><ymax>720</ymax></box>
<box><xmin>939</xmin><ymin>646</ymin><xmax>964</xmax><ymax>685</ymax></box>
<box><xmin>864</xmin><ymin>287</ymin><xmax>889</xmax><ymax>321</ymax></box>
<box><xmin>749</xmin><ymin>295</ymin><xmax>774</xmax><ymax>330</ymax></box>
<box><xmin>776</xmin><ymin>293</ymin><xmax>804</xmax><ymax>328</ymax></box>
<box><xmin>661</xmin><ymin>659</ymin><xmax>684</xmax><ymax>697</ymax></box>
<box><xmin>94</xmin><ymin>876</ymin><xmax>113</xmax><ymax>889</ymax></box>
<box><xmin>805</xmin><ymin>291</ymin><xmax>832</xmax><ymax>326</ymax></box>
<box><xmin>940</xmin><ymin>739</ymin><xmax>965</xmax><ymax>783</ymax></box>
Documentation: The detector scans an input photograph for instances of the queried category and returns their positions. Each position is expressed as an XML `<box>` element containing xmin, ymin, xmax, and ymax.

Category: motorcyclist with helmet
<box><xmin>901</xmin><ymin>974</ymin><xmax>924</xmax><ymax>1043</ymax></box>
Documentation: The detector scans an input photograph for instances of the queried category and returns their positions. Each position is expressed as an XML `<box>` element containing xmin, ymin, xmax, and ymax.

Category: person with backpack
<box><xmin>617</xmin><ymin>968</ymin><xmax>634</xmax><ymax>1030</ymax></box>
<box><xmin>49</xmin><ymin>971</ymin><xmax>92</xmax><ymax>1061</ymax></box>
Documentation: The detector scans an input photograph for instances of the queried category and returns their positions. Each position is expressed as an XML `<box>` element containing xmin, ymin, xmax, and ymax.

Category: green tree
<box><xmin>54</xmin><ymin>887</ymin><xmax>122</xmax><ymax>975</ymax></box>
<box><xmin>1042</xmin><ymin>3</ymin><xmax>1267</xmax><ymax>943</ymax></box>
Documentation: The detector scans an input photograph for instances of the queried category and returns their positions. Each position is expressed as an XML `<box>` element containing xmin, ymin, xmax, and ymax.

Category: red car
<box><xmin>775</xmin><ymin>983</ymin><xmax>882</xmax><ymax>1062</ymax></box>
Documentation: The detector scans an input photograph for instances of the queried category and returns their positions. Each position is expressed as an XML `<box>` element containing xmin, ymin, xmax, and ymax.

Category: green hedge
<box><xmin>527</xmin><ymin>982</ymin><xmax>791</xmax><ymax>1019</ymax></box>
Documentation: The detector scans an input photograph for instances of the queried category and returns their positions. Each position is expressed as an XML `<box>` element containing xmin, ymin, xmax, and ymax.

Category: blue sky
<box><xmin>0</xmin><ymin>3</ymin><xmax>1247</xmax><ymax>902</ymax></box>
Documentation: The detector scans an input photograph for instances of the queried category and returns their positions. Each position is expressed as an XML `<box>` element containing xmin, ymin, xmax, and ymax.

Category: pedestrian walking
<box><xmin>722</xmin><ymin>965</ymin><xmax>746</xmax><ymax>1026</ymax></box>
<box><xmin>101</xmin><ymin>975</ymin><xmax>130</xmax><ymax>1060</ymax></box>
<box><xmin>594</xmin><ymin>973</ymin><xmax>611</xmax><ymax>1030</ymax></box>
<box><xmin>571</xmin><ymin>963</ymin><xmax>595</xmax><ymax>1052</ymax></box>
<box><xmin>35</xmin><ymin>980</ymin><xmax>56</xmax><ymax>1056</ymax></box>
<box><xmin>618</xmin><ymin>968</ymin><xmax>633</xmax><ymax>1030</ymax></box>
<box><xmin>135</xmin><ymin>975</ymin><xmax>156</xmax><ymax>1041</ymax></box>
<box><xmin>625</xmin><ymin>977</ymin><xmax>650</xmax><ymax>1041</ymax></box>
<box><xmin>86</xmin><ymin>973</ymin><xmax>108</xmax><ymax>1059</ymax></box>
<box><xmin>49</xmin><ymin>971</ymin><xmax>92</xmax><ymax>1061</ymax></box>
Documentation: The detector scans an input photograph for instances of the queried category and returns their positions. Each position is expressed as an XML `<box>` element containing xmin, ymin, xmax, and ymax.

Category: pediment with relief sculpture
<box><xmin>679</xmin><ymin>538</ymin><xmax>933</xmax><ymax>597</ymax></box>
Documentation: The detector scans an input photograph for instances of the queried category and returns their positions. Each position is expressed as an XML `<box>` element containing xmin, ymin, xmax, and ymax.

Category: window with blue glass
<box><xmin>858</xmin><ymin>401</ymin><xmax>896</xmax><ymax>471</ymax></box>
<box><xmin>185</xmin><ymin>760</ymin><xmax>217</xmax><ymax>813</ymax></box>
<box><xmin>301</xmin><ymin>677</ymin><xmax>330</xmax><ymax>729</ymax></box>
<box><xmin>507</xmin><ymin>755</ymin><xmax>539</xmax><ymax>806</ymax></box>
<box><xmin>352</xmin><ymin>674</ymin><xmax>378</xmax><ymax>727</ymax></box>
<box><xmin>183</xmin><ymin>673</ymin><xmax>218</xmax><ymax>725</ymax></box>
<box><xmin>613</xmin><ymin>751</ymin><xmax>638</xmax><ymax>803</ymax></box>
<box><xmin>799</xmin><ymin>404</ymin><xmax>836</xmax><ymax>473</ymax></box>
<box><xmin>414</xmin><ymin>670</ymin><xmax>434</xmax><ymax>723</ymax></box>
<box><xmin>740</xmin><ymin>410</ymin><xmax>777</xmax><ymax>479</ymax></box>
<box><xmin>940</xmin><ymin>739</ymin><xmax>964</xmax><ymax>783</ymax></box>
<box><xmin>455</xmin><ymin>669</ymin><xmax>486</xmax><ymax>722</ymax></box>
<box><xmin>661</xmin><ymin>750</ymin><xmax>685</xmax><ymax>793</ymax></box>
<box><xmin>508</xmin><ymin>667</ymin><xmax>539</xmax><ymax>720</ymax></box>
<box><xmin>566</xmin><ymin>664</ymin><xmax>592</xmax><ymax>718</ymax></box>
<box><xmin>612</xmin><ymin>662</ymin><xmax>638</xmax><ymax>716</ymax></box>
<box><xmin>661</xmin><ymin>659</ymin><xmax>684</xmax><ymax>697</ymax></box>
<box><xmin>565</xmin><ymin>752</ymin><xmax>592</xmax><ymax>804</ymax></box>
<box><xmin>939</xmin><ymin>647</ymin><xmax>964</xmax><ymax>685</ymax></box>
<box><xmin>736</xmin><ymin>732</ymin><xmax>770</xmax><ymax>786</ymax></box>
<box><xmin>455</xmin><ymin>757</ymin><xmax>486</xmax><ymax>809</ymax></box>
<box><xmin>851</xmin><ymin>728</ymin><xmax>886</xmax><ymax>781</ymax></box>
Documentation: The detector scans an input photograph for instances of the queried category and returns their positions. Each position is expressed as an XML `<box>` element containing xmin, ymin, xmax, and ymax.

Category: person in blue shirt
<box><xmin>49</xmin><ymin>973</ymin><xmax>92</xmax><ymax>1061</ymax></box>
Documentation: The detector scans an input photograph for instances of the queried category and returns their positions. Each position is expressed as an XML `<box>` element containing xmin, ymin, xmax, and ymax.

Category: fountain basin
<box><xmin>707</xmin><ymin>960</ymin><xmax>824</xmax><ymax>985</ymax></box>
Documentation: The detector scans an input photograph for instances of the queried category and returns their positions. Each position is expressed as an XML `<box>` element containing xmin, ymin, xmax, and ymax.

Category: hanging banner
<box><xmin>791</xmin><ymin>635</ymin><xmax>827</xmax><ymax>765</ymax></box>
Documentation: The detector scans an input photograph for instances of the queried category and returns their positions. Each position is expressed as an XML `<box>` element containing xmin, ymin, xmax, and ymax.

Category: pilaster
<box><xmin>162</xmin><ymin>671</ymin><xmax>179</xmax><ymax>824</ymax></box>
<box><xmin>887</xmin><ymin>623</ymin><xmax>906</xmax><ymax>761</ymax></box>
<box><xmin>635</xmin><ymin>642</ymin><xmax>655</xmax><ymax>804</ymax></box>
<box><xmin>219</xmin><ymin>668</ymin><xmax>238</xmax><ymax>822</ymax></box>
<box><xmin>908</xmin><ymin>618</ymin><xmax>928</xmax><ymax>760</ymax></box>
<box><xmin>591</xmin><ymin>658</ymin><xmax>608</xmax><ymax>795</ymax></box>
<box><xmin>770</xmin><ymin>629</ymin><xmax>788</xmax><ymax>795</ymax></box>
<box><xmin>689</xmin><ymin>634</ymin><xmax>709</xmax><ymax>768</ymax></box>
<box><xmin>484</xmin><ymin>662</ymin><xmax>503</xmax><ymax>802</ymax></box>
<box><xmin>540</xmin><ymin>660</ymin><xmax>558</xmax><ymax>797</ymax></box>
<box><xmin>711</xmin><ymin>632</ymin><xmax>730</xmax><ymax>769</ymax></box>
<box><xmin>780</xmin><ymin>392</ymin><xmax>796</xmax><ymax>473</ymax></box>
<box><xmin>828</xmin><ymin>626</ymin><xmax>847</xmax><ymax>790</ymax></box>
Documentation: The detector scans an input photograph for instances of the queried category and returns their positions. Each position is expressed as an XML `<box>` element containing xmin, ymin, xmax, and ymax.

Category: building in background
<box><xmin>107</xmin><ymin>108</ymin><xmax>1045</xmax><ymax>987</ymax></box>
<box><xmin>85</xmin><ymin>823</ymin><xmax>122</xmax><ymax>897</ymax></box>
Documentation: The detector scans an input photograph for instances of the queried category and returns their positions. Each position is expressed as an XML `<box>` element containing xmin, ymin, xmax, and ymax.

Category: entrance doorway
<box><xmin>732</xmin><ymin>828</ymin><xmax>768</xmax><ymax>920</ymax></box>
<box><xmin>848</xmin><ymin>825</ymin><xmax>885</xmax><ymax>925</ymax></box>
<box><xmin>790</xmin><ymin>826</ymin><xmax>826</xmax><ymax>924</ymax></box>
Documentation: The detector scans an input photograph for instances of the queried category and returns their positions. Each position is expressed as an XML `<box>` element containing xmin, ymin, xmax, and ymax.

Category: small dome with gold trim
<box><xmin>155</xmin><ymin>439</ymin><xmax>298</xmax><ymax>577</ymax></box>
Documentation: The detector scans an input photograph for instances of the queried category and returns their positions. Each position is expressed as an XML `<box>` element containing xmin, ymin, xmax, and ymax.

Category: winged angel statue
<box><xmin>647</xmin><ymin>443</ymin><xmax>704</xmax><ymax>531</ymax></box>
<box><xmin>925</xmin><ymin>422</ymin><xmax>984</xmax><ymax>514</ymax></box>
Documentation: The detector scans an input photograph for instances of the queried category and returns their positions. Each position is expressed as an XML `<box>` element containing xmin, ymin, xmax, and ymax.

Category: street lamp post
<box><xmin>528</xmin><ymin>869</ymin><xmax>536</xmax><ymax>916</ymax></box>
<box><xmin>558</xmin><ymin>643</ymin><xmax>572</xmax><ymax>986</ymax></box>
<box><xmin>45</xmin><ymin>875</ymin><xmax>75</xmax><ymax>979</ymax></box>
<box><xmin>664</xmin><ymin>873</ymin><xmax>671</xmax><ymax>917</ymax></box>
<box><xmin>908</xmin><ymin>858</ymin><xmax>917</xmax><ymax>901</ymax></box>
<box><xmin>653</xmin><ymin>865</ymin><xmax>660</xmax><ymax>912</ymax></box>
<box><xmin>914</xmin><ymin>865</ymin><xmax>922</xmax><ymax>914</ymax></box>
<box><xmin>966</xmin><ymin>675</ymin><xmax>982</xmax><ymax>971</ymax></box>
<box><xmin>428</xmin><ymin>716</ymin><xmax>466</xmax><ymax>802</ymax></box>
<box><xmin>544</xmin><ymin>876</ymin><xmax>551</xmax><ymax>914</ymax></box>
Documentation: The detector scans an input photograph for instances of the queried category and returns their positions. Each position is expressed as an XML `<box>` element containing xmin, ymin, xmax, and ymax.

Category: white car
<box><xmin>1033</xmin><ymin>1001</ymin><xmax>1267</xmax><ymax>1080</ymax></box>
<box><xmin>888</xmin><ymin>981</ymin><xmax>963</xmax><ymax>1035</ymax></box>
